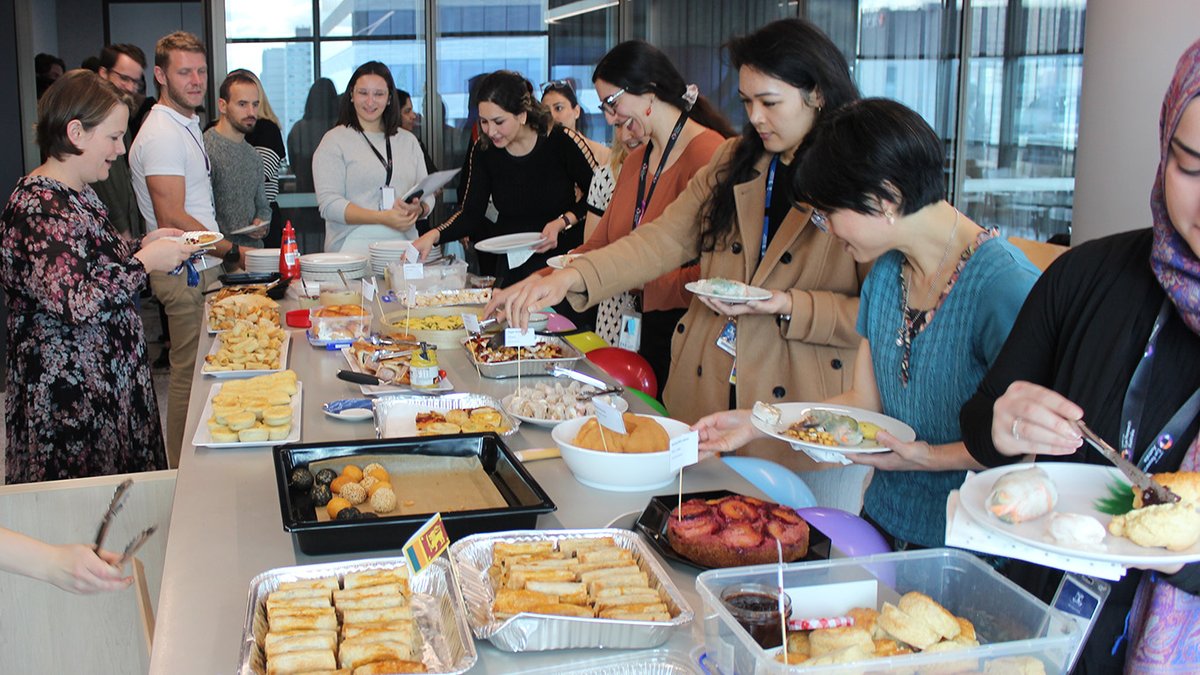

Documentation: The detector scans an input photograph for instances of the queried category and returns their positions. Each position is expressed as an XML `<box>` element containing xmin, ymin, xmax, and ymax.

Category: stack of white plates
<box><xmin>298</xmin><ymin>252</ymin><xmax>369</xmax><ymax>284</ymax></box>
<box><xmin>368</xmin><ymin>240</ymin><xmax>416</xmax><ymax>277</ymax></box>
<box><xmin>245</xmin><ymin>248</ymin><xmax>280</xmax><ymax>275</ymax></box>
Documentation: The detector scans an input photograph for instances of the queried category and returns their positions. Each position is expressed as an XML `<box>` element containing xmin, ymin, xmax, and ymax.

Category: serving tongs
<box><xmin>546</xmin><ymin>366</ymin><xmax>625</xmax><ymax>399</ymax></box>
<box><xmin>1075</xmin><ymin>420</ymin><xmax>1182</xmax><ymax>506</ymax></box>
<box><xmin>93</xmin><ymin>479</ymin><xmax>158</xmax><ymax>566</ymax></box>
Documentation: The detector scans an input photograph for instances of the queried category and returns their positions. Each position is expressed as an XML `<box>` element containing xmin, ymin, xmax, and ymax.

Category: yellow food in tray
<box><xmin>393</xmin><ymin>314</ymin><xmax>479</xmax><ymax>331</ymax></box>
<box><xmin>414</xmin><ymin>407</ymin><xmax>508</xmax><ymax>436</ymax></box>
<box><xmin>261</xmin><ymin>565</ymin><xmax>426</xmax><ymax>674</ymax></box>
<box><xmin>204</xmin><ymin>318</ymin><xmax>286</xmax><ymax>372</ymax></box>
<box><xmin>206</xmin><ymin>370</ymin><xmax>296</xmax><ymax>443</ymax></box>
<box><xmin>488</xmin><ymin>537</ymin><xmax>671</xmax><ymax>622</ymax></box>
<box><xmin>208</xmin><ymin>292</ymin><xmax>279</xmax><ymax>331</ymax></box>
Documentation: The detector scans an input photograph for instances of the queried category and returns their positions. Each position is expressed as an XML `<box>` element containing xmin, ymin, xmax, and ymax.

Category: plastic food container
<box><xmin>273</xmin><ymin>434</ymin><xmax>556</xmax><ymax>555</ymax></box>
<box><xmin>307</xmin><ymin>306</ymin><xmax>369</xmax><ymax>343</ymax></box>
<box><xmin>388</xmin><ymin>257</ymin><xmax>469</xmax><ymax>295</ymax></box>
<box><xmin>695</xmin><ymin>548</ymin><xmax>1081</xmax><ymax>675</ymax></box>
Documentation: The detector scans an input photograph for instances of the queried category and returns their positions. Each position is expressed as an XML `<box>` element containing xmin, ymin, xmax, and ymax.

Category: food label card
<box><xmin>669</xmin><ymin>431</ymin><xmax>700</xmax><ymax>471</ymax></box>
<box><xmin>462</xmin><ymin>313</ymin><xmax>481</xmax><ymax>334</ymax></box>
<box><xmin>404</xmin><ymin>244</ymin><xmax>420</xmax><ymax>263</ymax></box>
<box><xmin>594</xmin><ymin>396</ymin><xmax>626</xmax><ymax>434</ymax></box>
<box><xmin>361</xmin><ymin>277</ymin><xmax>377</xmax><ymax>302</ymax></box>
<box><xmin>504</xmin><ymin>327</ymin><xmax>536</xmax><ymax>347</ymax></box>
<box><xmin>403</xmin><ymin>263</ymin><xmax>424</xmax><ymax>279</ymax></box>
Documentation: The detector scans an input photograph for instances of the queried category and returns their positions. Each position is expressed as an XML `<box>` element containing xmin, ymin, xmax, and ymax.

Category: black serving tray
<box><xmin>274</xmin><ymin>433</ymin><xmax>556</xmax><ymax>555</ymax></box>
<box><xmin>634</xmin><ymin>489</ymin><xmax>831</xmax><ymax>571</ymax></box>
<box><xmin>218</xmin><ymin>272</ymin><xmax>288</xmax><ymax>299</ymax></box>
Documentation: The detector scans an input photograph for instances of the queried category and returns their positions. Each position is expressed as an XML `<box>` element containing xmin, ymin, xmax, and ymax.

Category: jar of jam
<box><xmin>409</xmin><ymin>343</ymin><xmax>440</xmax><ymax>388</ymax></box>
<box><xmin>720</xmin><ymin>582</ymin><xmax>793</xmax><ymax>649</ymax></box>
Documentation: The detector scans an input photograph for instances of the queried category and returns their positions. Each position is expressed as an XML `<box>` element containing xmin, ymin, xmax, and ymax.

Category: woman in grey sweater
<box><xmin>313</xmin><ymin>61</ymin><xmax>434</xmax><ymax>253</ymax></box>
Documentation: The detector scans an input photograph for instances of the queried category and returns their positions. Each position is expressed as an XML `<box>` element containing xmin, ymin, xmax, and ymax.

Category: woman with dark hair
<box><xmin>695</xmin><ymin>98</ymin><xmax>1039</xmax><ymax>549</ymax></box>
<box><xmin>541</xmin><ymin>79</ymin><xmax>609</xmax><ymax>165</ymax></box>
<box><xmin>0</xmin><ymin>70</ymin><xmax>197</xmax><ymax>483</ymax></box>
<box><xmin>960</xmin><ymin>40</ymin><xmax>1200</xmax><ymax>674</ymax></box>
<box><xmin>288</xmin><ymin>77</ymin><xmax>339</xmax><ymax>194</ymax></box>
<box><xmin>411</xmin><ymin>70</ymin><xmax>598</xmax><ymax>286</ymax></box>
<box><xmin>313</xmin><ymin>61</ymin><xmax>433</xmax><ymax>253</ymax></box>
<box><xmin>528</xmin><ymin>40</ymin><xmax>735</xmax><ymax>392</ymax></box>
<box><xmin>491</xmin><ymin>19</ymin><xmax>864</xmax><ymax>468</ymax></box>
<box><xmin>395</xmin><ymin>88</ymin><xmax>437</xmax><ymax>174</ymax></box>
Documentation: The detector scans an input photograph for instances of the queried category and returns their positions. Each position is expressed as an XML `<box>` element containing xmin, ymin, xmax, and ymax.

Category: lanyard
<box><xmin>1118</xmin><ymin>297</ymin><xmax>1200</xmax><ymax>471</ymax></box>
<box><xmin>632</xmin><ymin>111</ymin><xmax>688</xmax><ymax>229</ymax></box>
<box><xmin>360</xmin><ymin>131</ymin><xmax>393</xmax><ymax>184</ymax></box>
<box><xmin>159</xmin><ymin>108</ymin><xmax>210</xmax><ymax>175</ymax></box>
<box><xmin>760</xmin><ymin>155</ymin><xmax>780</xmax><ymax>261</ymax></box>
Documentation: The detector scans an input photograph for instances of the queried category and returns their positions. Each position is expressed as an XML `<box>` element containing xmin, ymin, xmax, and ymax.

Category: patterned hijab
<box><xmin>1151</xmin><ymin>38</ymin><xmax>1200</xmax><ymax>336</ymax></box>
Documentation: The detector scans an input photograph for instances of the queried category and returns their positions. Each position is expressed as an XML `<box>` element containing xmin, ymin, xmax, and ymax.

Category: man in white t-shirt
<box><xmin>130</xmin><ymin>31</ymin><xmax>246</xmax><ymax>466</ymax></box>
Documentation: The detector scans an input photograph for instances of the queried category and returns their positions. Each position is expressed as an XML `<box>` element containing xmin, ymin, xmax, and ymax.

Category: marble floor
<box><xmin>0</xmin><ymin>296</ymin><xmax>172</xmax><ymax>485</ymax></box>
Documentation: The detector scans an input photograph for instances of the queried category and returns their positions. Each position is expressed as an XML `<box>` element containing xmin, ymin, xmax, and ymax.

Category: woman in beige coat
<box><xmin>491</xmin><ymin>19</ymin><xmax>866</xmax><ymax>466</ymax></box>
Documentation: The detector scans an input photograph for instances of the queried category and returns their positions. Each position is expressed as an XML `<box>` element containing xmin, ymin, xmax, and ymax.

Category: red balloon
<box><xmin>585</xmin><ymin>347</ymin><xmax>658</xmax><ymax>398</ymax></box>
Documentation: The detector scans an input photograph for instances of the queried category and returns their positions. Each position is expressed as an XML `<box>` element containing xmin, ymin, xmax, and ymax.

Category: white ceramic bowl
<box><xmin>501</xmin><ymin>393</ymin><xmax>628</xmax><ymax>428</ymax></box>
<box><xmin>550</xmin><ymin>415</ymin><xmax>692</xmax><ymax>492</ymax></box>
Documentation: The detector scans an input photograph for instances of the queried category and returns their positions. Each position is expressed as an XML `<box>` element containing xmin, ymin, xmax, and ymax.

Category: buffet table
<box><xmin>148</xmin><ymin>307</ymin><xmax>769</xmax><ymax>674</ymax></box>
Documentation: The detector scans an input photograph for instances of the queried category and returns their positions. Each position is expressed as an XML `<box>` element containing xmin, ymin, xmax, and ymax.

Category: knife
<box><xmin>1076</xmin><ymin>420</ymin><xmax>1181</xmax><ymax>506</ymax></box>
<box><xmin>336</xmin><ymin>370</ymin><xmax>448</xmax><ymax>395</ymax></box>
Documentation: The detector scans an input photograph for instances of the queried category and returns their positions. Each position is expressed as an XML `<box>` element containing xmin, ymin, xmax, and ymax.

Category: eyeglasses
<box><xmin>541</xmin><ymin>79</ymin><xmax>574</xmax><ymax>94</ymax></box>
<box><xmin>107</xmin><ymin>69</ymin><xmax>141</xmax><ymax>88</ymax></box>
<box><xmin>598</xmin><ymin>87</ymin><xmax>627</xmax><ymax>115</ymax></box>
<box><xmin>809</xmin><ymin>209</ymin><xmax>829</xmax><ymax>233</ymax></box>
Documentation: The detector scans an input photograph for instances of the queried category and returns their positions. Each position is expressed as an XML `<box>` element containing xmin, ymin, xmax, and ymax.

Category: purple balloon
<box><xmin>796</xmin><ymin>507</ymin><xmax>891</xmax><ymax>557</ymax></box>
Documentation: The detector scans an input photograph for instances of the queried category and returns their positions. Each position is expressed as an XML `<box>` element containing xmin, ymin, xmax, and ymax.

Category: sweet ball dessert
<box><xmin>668</xmin><ymin>494</ymin><xmax>810</xmax><ymax>567</ymax></box>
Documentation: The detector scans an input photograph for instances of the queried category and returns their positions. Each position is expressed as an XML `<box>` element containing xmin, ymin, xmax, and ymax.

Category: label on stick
<box><xmin>669</xmin><ymin>431</ymin><xmax>700</xmax><ymax>471</ymax></box>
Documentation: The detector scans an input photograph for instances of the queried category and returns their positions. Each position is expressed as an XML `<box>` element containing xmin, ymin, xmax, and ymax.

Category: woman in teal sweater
<box><xmin>694</xmin><ymin>99</ymin><xmax>1039</xmax><ymax>548</ymax></box>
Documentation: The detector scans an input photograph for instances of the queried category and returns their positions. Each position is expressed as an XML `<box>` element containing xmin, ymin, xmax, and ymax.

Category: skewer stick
<box><xmin>677</xmin><ymin>467</ymin><xmax>684</xmax><ymax>522</ymax></box>
<box><xmin>776</xmin><ymin>538</ymin><xmax>787</xmax><ymax>655</ymax></box>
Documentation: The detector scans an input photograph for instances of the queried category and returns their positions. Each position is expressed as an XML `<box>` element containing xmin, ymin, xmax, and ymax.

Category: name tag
<box><xmin>380</xmin><ymin>186</ymin><xmax>396</xmax><ymax>211</ymax></box>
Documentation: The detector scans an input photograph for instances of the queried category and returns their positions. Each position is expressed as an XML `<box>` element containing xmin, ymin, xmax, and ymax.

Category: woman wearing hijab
<box><xmin>960</xmin><ymin>39</ymin><xmax>1200</xmax><ymax>674</ymax></box>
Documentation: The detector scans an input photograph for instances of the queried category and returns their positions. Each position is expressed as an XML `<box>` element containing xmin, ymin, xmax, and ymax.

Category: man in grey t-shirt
<box><xmin>204</xmin><ymin>71</ymin><xmax>271</xmax><ymax>264</ymax></box>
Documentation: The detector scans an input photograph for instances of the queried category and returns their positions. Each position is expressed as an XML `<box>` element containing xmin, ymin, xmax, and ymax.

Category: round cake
<box><xmin>667</xmin><ymin>495</ymin><xmax>810</xmax><ymax>568</ymax></box>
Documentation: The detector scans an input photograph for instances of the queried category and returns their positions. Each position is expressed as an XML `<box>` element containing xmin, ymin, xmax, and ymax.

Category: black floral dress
<box><xmin>0</xmin><ymin>176</ymin><xmax>166</xmax><ymax>483</ymax></box>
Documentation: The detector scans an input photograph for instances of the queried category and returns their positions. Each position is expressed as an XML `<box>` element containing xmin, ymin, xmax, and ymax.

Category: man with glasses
<box><xmin>92</xmin><ymin>43</ymin><xmax>148</xmax><ymax>239</ymax></box>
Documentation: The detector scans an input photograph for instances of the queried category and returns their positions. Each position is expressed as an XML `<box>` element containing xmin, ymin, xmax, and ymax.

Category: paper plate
<box><xmin>685</xmin><ymin>279</ymin><xmax>771</xmax><ymax>303</ymax></box>
<box><xmin>750</xmin><ymin>403</ymin><xmax>915</xmax><ymax>455</ymax></box>
<box><xmin>546</xmin><ymin>254</ymin><xmax>580</xmax><ymax>270</ymax></box>
<box><xmin>474</xmin><ymin>232</ymin><xmax>548</xmax><ymax>253</ymax></box>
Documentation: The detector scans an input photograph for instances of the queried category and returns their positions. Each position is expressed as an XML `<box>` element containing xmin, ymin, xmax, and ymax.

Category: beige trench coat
<box><xmin>568</xmin><ymin>138</ymin><xmax>867</xmax><ymax>470</ymax></box>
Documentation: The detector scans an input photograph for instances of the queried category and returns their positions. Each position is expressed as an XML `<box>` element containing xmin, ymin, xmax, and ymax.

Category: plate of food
<box><xmin>182</xmin><ymin>230</ymin><xmax>224</xmax><ymax>248</ymax></box>
<box><xmin>373</xmin><ymin>394</ymin><xmax>518</xmax><ymax>438</ymax></box>
<box><xmin>501</xmin><ymin>381</ymin><xmax>628</xmax><ymax>428</ymax></box>
<box><xmin>206</xmin><ymin>291</ymin><xmax>280</xmax><ymax>333</ymax></box>
<box><xmin>684</xmin><ymin>278</ymin><xmax>772</xmax><ymax>303</ymax></box>
<box><xmin>546</xmin><ymin>253</ymin><xmax>580</xmax><ymax>270</ymax></box>
<box><xmin>750</xmin><ymin>402</ymin><xmax>915</xmax><ymax>454</ymax></box>
<box><xmin>201</xmin><ymin>319</ymin><xmax>291</xmax><ymax>377</ymax></box>
<box><xmin>958</xmin><ymin>462</ymin><xmax>1200</xmax><ymax>565</ymax></box>
<box><xmin>633</xmin><ymin>490</ymin><xmax>830</xmax><ymax>571</ymax></box>
<box><xmin>341</xmin><ymin>342</ymin><xmax>454</xmax><ymax>395</ymax></box>
<box><xmin>192</xmin><ymin>371</ymin><xmax>301</xmax><ymax>448</ymax></box>
<box><xmin>474</xmin><ymin>232</ymin><xmax>548</xmax><ymax>254</ymax></box>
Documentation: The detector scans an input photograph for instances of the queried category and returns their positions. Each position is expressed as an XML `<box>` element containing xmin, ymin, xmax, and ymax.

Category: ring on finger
<box><xmin>1011</xmin><ymin>418</ymin><xmax>1022</xmax><ymax>441</ymax></box>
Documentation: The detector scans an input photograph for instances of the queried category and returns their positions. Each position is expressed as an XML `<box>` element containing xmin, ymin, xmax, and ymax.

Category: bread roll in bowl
<box><xmin>551</xmin><ymin>415</ymin><xmax>693</xmax><ymax>492</ymax></box>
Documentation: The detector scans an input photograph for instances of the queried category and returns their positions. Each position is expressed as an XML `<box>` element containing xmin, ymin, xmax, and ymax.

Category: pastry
<box><xmin>263</xmin><ymin>405</ymin><xmax>292</xmax><ymax>426</ymax></box>
<box><xmin>267</xmin><ymin>423</ymin><xmax>291</xmax><ymax>441</ymax></box>
<box><xmin>1109</xmin><ymin>501</ymin><xmax>1200</xmax><ymax>551</ymax></box>
<box><xmin>238</xmin><ymin>426</ymin><xmax>270</xmax><ymax>443</ymax></box>
<box><xmin>370</xmin><ymin>487</ymin><xmax>397</xmax><ymax>513</ymax></box>
<box><xmin>225</xmin><ymin>411</ymin><xmax>256</xmax><ymax>431</ymax></box>
<box><xmin>667</xmin><ymin>495</ymin><xmax>810</xmax><ymax>567</ymax></box>
<box><xmin>572</xmin><ymin>413</ymin><xmax>670</xmax><ymax>453</ymax></box>
<box><xmin>1132</xmin><ymin>471</ymin><xmax>1200</xmax><ymax>508</ymax></box>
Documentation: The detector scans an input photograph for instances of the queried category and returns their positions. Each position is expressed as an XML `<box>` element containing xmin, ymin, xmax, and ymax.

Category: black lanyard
<box><xmin>760</xmin><ymin>155</ymin><xmax>780</xmax><ymax>261</ymax></box>
<box><xmin>632</xmin><ymin>112</ymin><xmax>688</xmax><ymax>229</ymax></box>
<box><xmin>1119</xmin><ymin>298</ymin><xmax>1200</xmax><ymax>470</ymax></box>
<box><xmin>160</xmin><ymin>108</ymin><xmax>210</xmax><ymax>175</ymax></box>
<box><xmin>360</xmin><ymin>131</ymin><xmax>393</xmax><ymax>184</ymax></box>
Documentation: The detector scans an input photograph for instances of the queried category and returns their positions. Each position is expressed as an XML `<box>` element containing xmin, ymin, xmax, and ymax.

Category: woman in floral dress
<box><xmin>0</xmin><ymin>70</ymin><xmax>196</xmax><ymax>483</ymax></box>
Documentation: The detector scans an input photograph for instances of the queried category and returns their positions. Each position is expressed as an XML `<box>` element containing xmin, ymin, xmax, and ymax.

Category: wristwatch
<box><xmin>223</xmin><ymin>242</ymin><xmax>241</xmax><ymax>265</ymax></box>
<box><xmin>560</xmin><ymin>214</ymin><xmax>574</xmax><ymax>231</ymax></box>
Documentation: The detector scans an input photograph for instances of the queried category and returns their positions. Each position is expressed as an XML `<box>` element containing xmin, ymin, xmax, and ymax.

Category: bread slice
<box><xmin>263</xmin><ymin>630</ymin><xmax>337</xmax><ymax>658</ymax></box>
<box><xmin>338</xmin><ymin>640</ymin><xmax>416</xmax><ymax>669</ymax></box>
<box><xmin>352</xmin><ymin>660</ymin><xmax>427</xmax><ymax>674</ymax></box>
<box><xmin>266</xmin><ymin>648</ymin><xmax>336</xmax><ymax>675</ymax></box>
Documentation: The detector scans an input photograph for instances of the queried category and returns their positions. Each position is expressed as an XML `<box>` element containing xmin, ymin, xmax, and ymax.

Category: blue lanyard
<box><xmin>760</xmin><ymin>155</ymin><xmax>780</xmax><ymax>261</ymax></box>
<box><xmin>1119</xmin><ymin>298</ymin><xmax>1200</xmax><ymax>470</ymax></box>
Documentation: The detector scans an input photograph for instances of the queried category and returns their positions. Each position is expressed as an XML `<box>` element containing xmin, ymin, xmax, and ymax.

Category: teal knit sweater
<box><xmin>860</xmin><ymin>237</ymin><xmax>1038</xmax><ymax>547</ymax></box>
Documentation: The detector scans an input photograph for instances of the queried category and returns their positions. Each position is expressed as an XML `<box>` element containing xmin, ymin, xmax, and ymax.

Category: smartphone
<box><xmin>404</xmin><ymin>189</ymin><xmax>424</xmax><ymax>202</ymax></box>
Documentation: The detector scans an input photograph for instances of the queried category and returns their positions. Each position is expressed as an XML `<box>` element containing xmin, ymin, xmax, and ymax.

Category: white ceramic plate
<box><xmin>959</xmin><ymin>462</ymin><xmax>1200</xmax><ymax>565</ymax></box>
<box><xmin>546</xmin><ymin>254</ymin><xmax>580</xmax><ymax>270</ymax></box>
<box><xmin>298</xmin><ymin>252</ymin><xmax>369</xmax><ymax>268</ymax></box>
<box><xmin>474</xmin><ymin>232</ymin><xmax>548</xmax><ymax>253</ymax></box>
<box><xmin>201</xmin><ymin>331</ymin><xmax>291</xmax><ymax>378</ymax></box>
<box><xmin>685</xmin><ymin>279</ymin><xmax>772</xmax><ymax>303</ymax></box>
<box><xmin>340</xmin><ymin>348</ymin><xmax>455</xmax><ymax>396</ymax></box>
<box><xmin>182</xmin><ymin>230</ymin><xmax>224</xmax><ymax>248</ymax></box>
<box><xmin>500</xmin><ymin>393</ymin><xmax>628</xmax><ymax>428</ymax></box>
<box><xmin>322</xmin><ymin>398</ymin><xmax>374</xmax><ymax>421</ymax></box>
<box><xmin>750</xmin><ymin>402</ymin><xmax>916</xmax><ymax>455</ymax></box>
<box><xmin>191</xmin><ymin>383</ymin><xmax>302</xmax><ymax>448</ymax></box>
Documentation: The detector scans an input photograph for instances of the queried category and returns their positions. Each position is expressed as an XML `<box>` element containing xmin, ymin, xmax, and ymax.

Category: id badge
<box><xmin>716</xmin><ymin>319</ymin><xmax>737</xmax><ymax>357</ymax></box>
<box><xmin>379</xmin><ymin>186</ymin><xmax>396</xmax><ymax>210</ymax></box>
<box><xmin>729</xmin><ymin>363</ymin><xmax>737</xmax><ymax>385</ymax></box>
<box><xmin>618</xmin><ymin>312</ymin><xmax>642</xmax><ymax>352</ymax></box>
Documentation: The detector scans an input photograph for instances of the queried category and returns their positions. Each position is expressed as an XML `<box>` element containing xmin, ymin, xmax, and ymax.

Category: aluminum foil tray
<box><xmin>238</xmin><ymin>556</ymin><xmax>476</xmax><ymax>675</ymax></box>
<box><xmin>449</xmin><ymin>527</ymin><xmax>694</xmax><ymax>652</ymax></box>
<box><xmin>461</xmin><ymin>335</ymin><xmax>585</xmax><ymax>378</ymax></box>
<box><xmin>374</xmin><ymin>393</ymin><xmax>520</xmax><ymax>438</ymax></box>
<box><xmin>519</xmin><ymin>649</ymin><xmax>701</xmax><ymax>674</ymax></box>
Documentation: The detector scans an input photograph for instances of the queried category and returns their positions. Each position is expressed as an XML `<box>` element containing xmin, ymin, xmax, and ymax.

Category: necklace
<box><xmin>896</xmin><ymin>208</ymin><xmax>961</xmax><ymax>385</ymax></box>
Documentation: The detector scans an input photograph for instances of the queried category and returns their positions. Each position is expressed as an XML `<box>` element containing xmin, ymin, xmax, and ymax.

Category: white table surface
<box><xmin>147</xmin><ymin>305</ymin><xmax>769</xmax><ymax>674</ymax></box>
